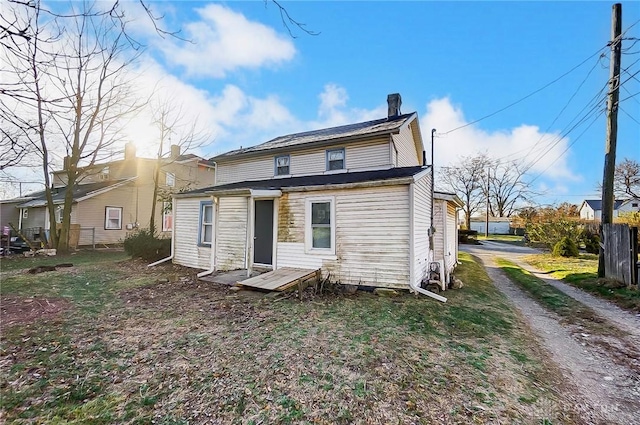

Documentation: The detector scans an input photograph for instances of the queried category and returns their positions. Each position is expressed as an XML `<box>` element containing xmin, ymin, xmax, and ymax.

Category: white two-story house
<box><xmin>170</xmin><ymin>94</ymin><xmax>459</xmax><ymax>292</ymax></box>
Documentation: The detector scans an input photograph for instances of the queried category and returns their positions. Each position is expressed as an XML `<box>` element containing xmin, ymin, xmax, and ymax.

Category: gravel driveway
<box><xmin>461</xmin><ymin>242</ymin><xmax>640</xmax><ymax>425</ymax></box>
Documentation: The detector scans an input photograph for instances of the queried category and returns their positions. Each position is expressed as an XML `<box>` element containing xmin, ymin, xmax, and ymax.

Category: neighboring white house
<box><xmin>168</xmin><ymin>94</ymin><xmax>458</xmax><ymax>292</ymax></box>
<box><xmin>578</xmin><ymin>199</ymin><xmax>629</xmax><ymax>221</ymax></box>
<box><xmin>469</xmin><ymin>217</ymin><xmax>511</xmax><ymax>235</ymax></box>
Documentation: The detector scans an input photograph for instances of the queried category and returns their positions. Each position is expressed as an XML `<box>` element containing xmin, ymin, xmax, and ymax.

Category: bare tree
<box><xmin>1</xmin><ymin>0</ymin><xmax>144</xmax><ymax>252</ymax></box>
<box><xmin>147</xmin><ymin>99</ymin><xmax>208</xmax><ymax>234</ymax></box>
<box><xmin>485</xmin><ymin>159</ymin><xmax>534</xmax><ymax>218</ymax></box>
<box><xmin>439</xmin><ymin>154</ymin><xmax>490</xmax><ymax>229</ymax></box>
<box><xmin>614</xmin><ymin>157</ymin><xmax>639</xmax><ymax>199</ymax></box>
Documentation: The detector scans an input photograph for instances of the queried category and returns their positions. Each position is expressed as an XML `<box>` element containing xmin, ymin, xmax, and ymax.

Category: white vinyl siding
<box><xmin>216</xmin><ymin>138</ymin><xmax>392</xmax><ymax>185</ymax></box>
<box><xmin>216</xmin><ymin>156</ymin><xmax>274</xmax><ymax>185</ymax></box>
<box><xmin>392</xmin><ymin>123</ymin><xmax>421</xmax><ymax>167</ymax></box>
<box><xmin>433</xmin><ymin>199</ymin><xmax>446</xmax><ymax>265</ymax></box>
<box><xmin>174</xmin><ymin>198</ymin><xmax>211</xmax><ymax>269</ymax></box>
<box><xmin>277</xmin><ymin>185</ymin><xmax>411</xmax><ymax>288</ymax></box>
<box><xmin>215</xmin><ymin>197</ymin><xmax>248</xmax><ymax>270</ymax></box>
<box><xmin>412</xmin><ymin>173</ymin><xmax>432</xmax><ymax>287</ymax></box>
<box><xmin>74</xmin><ymin>186</ymin><xmax>134</xmax><ymax>245</ymax></box>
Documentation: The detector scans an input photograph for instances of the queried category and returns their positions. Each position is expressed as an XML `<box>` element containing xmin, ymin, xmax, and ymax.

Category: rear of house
<box><xmin>171</xmin><ymin>94</ymin><xmax>457</xmax><ymax>292</ymax></box>
<box><xmin>173</xmin><ymin>168</ymin><xmax>433</xmax><ymax>289</ymax></box>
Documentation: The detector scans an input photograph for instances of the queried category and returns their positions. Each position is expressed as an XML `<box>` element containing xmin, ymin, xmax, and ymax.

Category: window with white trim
<box><xmin>199</xmin><ymin>201</ymin><xmax>213</xmax><ymax>246</ymax></box>
<box><xmin>22</xmin><ymin>209</ymin><xmax>28</xmax><ymax>219</ymax></box>
<box><xmin>99</xmin><ymin>166</ymin><xmax>110</xmax><ymax>180</ymax></box>
<box><xmin>275</xmin><ymin>155</ymin><xmax>290</xmax><ymax>176</ymax></box>
<box><xmin>162</xmin><ymin>202</ymin><xmax>172</xmax><ymax>232</ymax></box>
<box><xmin>55</xmin><ymin>206</ymin><xmax>63</xmax><ymax>223</ymax></box>
<box><xmin>165</xmin><ymin>172</ymin><xmax>175</xmax><ymax>187</ymax></box>
<box><xmin>305</xmin><ymin>197</ymin><xmax>335</xmax><ymax>253</ymax></box>
<box><xmin>326</xmin><ymin>148</ymin><xmax>345</xmax><ymax>171</ymax></box>
<box><xmin>105</xmin><ymin>206</ymin><xmax>122</xmax><ymax>230</ymax></box>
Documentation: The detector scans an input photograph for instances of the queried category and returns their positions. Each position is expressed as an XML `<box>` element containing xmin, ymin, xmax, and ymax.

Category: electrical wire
<box><xmin>620</xmin><ymin>106</ymin><xmax>640</xmax><ymax>125</ymax></box>
<box><xmin>440</xmin><ymin>44</ymin><xmax>610</xmax><ymax>135</ymax></box>
<box><xmin>497</xmin><ymin>54</ymin><xmax>605</xmax><ymax>163</ymax></box>
<box><xmin>527</xmin><ymin>107</ymin><xmax>606</xmax><ymax>185</ymax></box>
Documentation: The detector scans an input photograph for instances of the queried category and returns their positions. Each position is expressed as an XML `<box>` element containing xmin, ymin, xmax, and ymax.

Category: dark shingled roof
<box><xmin>181</xmin><ymin>166</ymin><xmax>428</xmax><ymax>196</ymax></box>
<box><xmin>212</xmin><ymin>113</ymin><xmax>417</xmax><ymax>160</ymax></box>
<box><xmin>584</xmin><ymin>199</ymin><xmax>624</xmax><ymax>210</ymax></box>
<box><xmin>16</xmin><ymin>179</ymin><xmax>134</xmax><ymax>208</ymax></box>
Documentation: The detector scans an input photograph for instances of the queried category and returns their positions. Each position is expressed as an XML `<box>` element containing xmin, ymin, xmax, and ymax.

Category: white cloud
<box><xmin>310</xmin><ymin>84</ymin><xmax>386</xmax><ymax>129</ymax></box>
<box><xmin>420</xmin><ymin>97</ymin><xmax>579</xmax><ymax>183</ymax></box>
<box><xmin>159</xmin><ymin>4</ymin><xmax>296</xmax><ymax>78</ymax></box>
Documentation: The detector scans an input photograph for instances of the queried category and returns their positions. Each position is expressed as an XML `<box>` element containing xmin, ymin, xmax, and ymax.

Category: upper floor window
<box><xmin>105</xmin><ymin>206</ymin><xmax>122</xmax><ymax>230</ymax></box>
<box><xmin>275</xmin><ymin>155</ymin><xmax>290</xmax><ymax>176</ymax></box>
<box><xmin>326</xmin><ymin>148</ymin><xmax>345</xmax><ymax>171</ymax></box>
<box><xmin>99</xmin><ymin>166</ymin><xmax>110</xmax><ymax>180</ymax></box>
<box><xmin>165</xmin><ymin>172</ymin><xmax>175</xmax><ymax>187</ymax></box>
<box><xmin>55</xmin><ymin>206</ymin><xmax>63</xmax><ymax>223</ymax></box>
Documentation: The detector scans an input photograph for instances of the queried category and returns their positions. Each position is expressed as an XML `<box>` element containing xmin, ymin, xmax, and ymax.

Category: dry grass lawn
<box><xmin>0</xmin><ymin>251</ymin><xmax>583</xmax><ymax>424</ymax></box>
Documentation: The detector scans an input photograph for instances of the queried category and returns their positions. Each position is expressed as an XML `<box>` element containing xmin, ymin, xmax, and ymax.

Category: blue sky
<box><xmin>3</xmin><ymin>1</ymin><xmax>639</xmax><ymax>206</ymax></box>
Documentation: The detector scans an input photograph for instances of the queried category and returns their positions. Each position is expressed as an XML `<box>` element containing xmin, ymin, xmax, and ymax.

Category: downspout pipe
<box><xmin>409</xmin><ymin>278</ymin><xmax>447</xmax><ymax>303</ymax></box>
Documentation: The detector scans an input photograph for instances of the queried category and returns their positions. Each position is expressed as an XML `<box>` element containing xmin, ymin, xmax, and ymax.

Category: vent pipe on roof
<box><xmin>387</xmin><ymin>93</ymin><xmax>402</xmax><ymax>118</ymax></box>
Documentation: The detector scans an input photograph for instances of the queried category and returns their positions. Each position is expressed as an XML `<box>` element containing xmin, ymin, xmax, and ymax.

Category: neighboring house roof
<box><xmin>16</xmin><ymin>178</ymin><xmax>136</xmax><ymax>208</ymax></box>
<box><xmin>212</xmin><ymin>113</ymin><xmax>418</xmax><ymax>160</ymax></box>
<box><xmin>581</xmin><ymin>199</ymin><xmax>625</xmax><ymax>211</ymax></box>
<box><xmin>178</xmin><ymin>166</ymin><xmax>429</xmax><ymax>197</ymax></box>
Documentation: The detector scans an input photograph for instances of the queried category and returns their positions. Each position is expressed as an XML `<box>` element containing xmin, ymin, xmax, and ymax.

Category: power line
<box><xmin>497</xmin><ymin>54</ymin><xmax>604</xmax><ymax>163</ymax></box>
<box><xmin>527</xmin><ymin>108</ymin><xmax>606</xmax><ymax>185</ymax></box>
<box><xmin>441</xmin><ymin>44</ymin><xmax>610</xmax><ymax>135</ymax></box>
<box><xmin>620</xmin><ymin>106</ymin><xmax>640</xmax><ymax>125</ymax></box>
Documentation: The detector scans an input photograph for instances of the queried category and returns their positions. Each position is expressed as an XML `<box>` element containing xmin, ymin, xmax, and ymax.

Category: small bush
<box><xmin>552</xmin><ymin>237</ymin><xmax>579</xmax><ymax>258</ymax></box>
<box><xmin>123</xmin><ymin>228</ymin><xmax>171</xmax><ymax>261</ymax></box>
<box><xmin>581</xmin><ymin>230</ymin><xmax>600</xmax><ymax>254</ymax></box>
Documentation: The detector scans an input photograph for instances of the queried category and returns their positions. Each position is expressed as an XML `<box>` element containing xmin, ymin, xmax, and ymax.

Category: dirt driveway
<box><xmin>461</xmin><ymin>242</ymin><xmax>640</xmax><ymax>424</ymax></box>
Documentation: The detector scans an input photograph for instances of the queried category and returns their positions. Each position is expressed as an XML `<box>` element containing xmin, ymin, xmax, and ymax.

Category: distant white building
<box><xmin>469</xmin><ymin>217</ymin><xmax>511</xmax><ymax>235</ymax></box>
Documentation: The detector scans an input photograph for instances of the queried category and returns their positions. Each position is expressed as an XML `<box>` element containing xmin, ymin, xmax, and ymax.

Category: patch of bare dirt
<box><xmin>0</xmin><ymin>296</ymin><xmax>71</xmax><ymax>327</ymax></box>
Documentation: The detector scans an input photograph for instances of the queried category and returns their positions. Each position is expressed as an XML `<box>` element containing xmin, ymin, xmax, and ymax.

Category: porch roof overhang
<box><xmin>177</xmin><ymin>166</ymin><xmax>429</xmax><ymax>198</ymax></box>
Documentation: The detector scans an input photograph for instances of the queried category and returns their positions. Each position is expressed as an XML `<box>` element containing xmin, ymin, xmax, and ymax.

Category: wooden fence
<box><xmin>603</xmin><ymin>224</ymin><xmax>639</xmax><ymax>285</ymax></box>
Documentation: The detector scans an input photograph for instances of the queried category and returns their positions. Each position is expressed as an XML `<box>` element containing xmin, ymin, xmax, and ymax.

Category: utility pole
<box><xmin>485</xmin><ymin>167</ymin><xmax>490</xmax><ymax>238</ymax></box>
<box><xmin>599</xmin><ymin>3</ymin><xmax>622</xmax><ymax>278</ymax></box>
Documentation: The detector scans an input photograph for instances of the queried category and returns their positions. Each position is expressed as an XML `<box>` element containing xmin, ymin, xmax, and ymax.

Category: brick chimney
<box><xmin>170</xmin><ymin>144</ymin><xmax>181</xmax><ymax>159</ymax></box>
<box><xmin>124</xmin><ymin>142</ymin><xmax>136</xmax><ymax>161</ymax></box>
<box><xmin>387</xmin><ymin>93</ymin><xmax>402</xmax><ymax>118</ymax></box>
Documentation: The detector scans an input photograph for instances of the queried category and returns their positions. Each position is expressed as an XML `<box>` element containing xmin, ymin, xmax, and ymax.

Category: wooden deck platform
<box><xmin>236</xmin><ymin>267</ymin><xmax>321</xmax><ymax>292</ymax></box>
